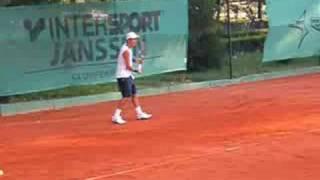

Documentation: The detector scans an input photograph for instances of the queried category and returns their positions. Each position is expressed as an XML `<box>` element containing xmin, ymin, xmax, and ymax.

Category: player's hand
<box><xmin>136</xmin><ymin>58</ymin><xmax>144</xmax><ymax>64</ymax></box>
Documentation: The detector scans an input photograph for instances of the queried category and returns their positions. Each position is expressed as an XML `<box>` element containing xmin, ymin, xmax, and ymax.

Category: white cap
<box><xmin>126</xmin><ymin>32</ymin><xmax>140</xmax><ymax>40</ymax></box>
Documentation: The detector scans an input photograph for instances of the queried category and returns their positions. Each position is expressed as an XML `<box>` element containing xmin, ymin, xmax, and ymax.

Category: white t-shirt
<box><xmin>116</xmin><ymin>44</ymin><xmax>134</xmax><ymax>78</ymax></box>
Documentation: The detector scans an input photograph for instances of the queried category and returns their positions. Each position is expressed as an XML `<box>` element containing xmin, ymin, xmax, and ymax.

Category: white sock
<box><xmin>114</xmin><ymin>109</ymin><xmax>122</xmax><ymax>117</ymax></box>
<box><xmin>135</xmin><ymin>106</ymin><xmax>143</xmax><ymax>114</ymax></box>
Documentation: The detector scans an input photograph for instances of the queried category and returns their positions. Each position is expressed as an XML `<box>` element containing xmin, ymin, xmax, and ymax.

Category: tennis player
<box><xmin>112</xmin><ymin>32</ymin><xmax>152</xmax><ymax>124</ymax></box>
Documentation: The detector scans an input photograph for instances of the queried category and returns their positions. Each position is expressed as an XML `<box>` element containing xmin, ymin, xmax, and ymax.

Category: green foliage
<box><xmin>188</xmin><ymin>0</ymin><xmax>226</xmax><ymax>71</ymax></box>
<box><xmin>230</xmin><ymin>34</ymin><xmax>265</xmax><ymax>53</ymax></box>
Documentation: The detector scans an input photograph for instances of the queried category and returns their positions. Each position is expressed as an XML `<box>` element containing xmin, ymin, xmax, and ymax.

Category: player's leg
<box><xmin>114</xmin><ymin>97</ymin><xmax>129</xmax><ymax>119</ymax></box>
<box><xmin>112</xmin><ymin>78</ymin><xmax>132</xmax><ymax>124</ymax></box>
<box><xmin>131</xmin><ymin>94</ymin><xmax>139</xmax><ymax>108</ymax></box>
<box><xmin>130</xmin><ymin>78</ymin><xmax>152</xmax><ymax>120</ymax></box>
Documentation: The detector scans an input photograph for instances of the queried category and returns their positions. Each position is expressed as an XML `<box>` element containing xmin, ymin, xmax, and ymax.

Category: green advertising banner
<box><xmin>263</xmin><ymin>0</ymin><xmax>320</xmax><ymax>62</ymax></box>
<box><xmin>0</xmin><ymin>0</ymin><xmax>188</xmax><ymax>96</ymax></box>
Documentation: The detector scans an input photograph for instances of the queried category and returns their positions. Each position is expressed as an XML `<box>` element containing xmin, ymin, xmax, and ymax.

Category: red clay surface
<box><xmin>1</xmin><ymin>73</ymin><xmax>320</xmax><ymax>180</ymax></box>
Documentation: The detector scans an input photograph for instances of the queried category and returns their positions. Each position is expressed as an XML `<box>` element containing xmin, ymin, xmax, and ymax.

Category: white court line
<box><xmin>1</xmin><ymin>116</ymin><xmax>84</xmax><ymax>127</ymax></box>
<box><xmin>308</xmin><ymin>128</ymin><xmax>320</xmax><ymax>133</ymax></box>
<box><xmin>85</xmin><ymin>149</ymin><xmax>222</xmax><ymax>180</ymax></box>
<box><xmin>225</xmin><ymin>146</ymin><xmax>241</xmax><ymax>152</ymax></box>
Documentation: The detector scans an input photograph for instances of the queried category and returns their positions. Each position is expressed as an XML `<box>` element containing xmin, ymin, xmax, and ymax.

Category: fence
<box><xmin>2</xmin><ymin>0</ymin><xmax>320</xmax><ymax>115</ymax></box>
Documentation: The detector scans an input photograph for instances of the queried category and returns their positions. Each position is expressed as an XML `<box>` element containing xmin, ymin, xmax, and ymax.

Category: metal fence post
<box><xmin>226</xmin><ymin>0</ymin><xmax>233</xmax><ymax>79</ymax></box>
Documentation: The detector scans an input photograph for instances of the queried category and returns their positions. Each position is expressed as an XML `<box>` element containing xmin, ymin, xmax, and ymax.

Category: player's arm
<box><xmin>123</xmin><ymin>50</ymin><xmax>139</xmax><ymax>73</ymax></box>
<box><xmin>123</xmin><ymin>50</ymin><xmax>133</xmax><ymax>71</ymax></box>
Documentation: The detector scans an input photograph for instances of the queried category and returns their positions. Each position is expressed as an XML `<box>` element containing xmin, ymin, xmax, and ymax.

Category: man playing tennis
<box><xmin>112</xmin><ymin>32</ymin><xmax>152</xmax><ymax>125</ymax></box>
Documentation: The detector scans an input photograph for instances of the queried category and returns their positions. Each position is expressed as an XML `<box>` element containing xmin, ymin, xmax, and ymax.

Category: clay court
<box><xmin>1</xmin><ymin>73</ymin><xmax>320</xmax><ymax>180</ymax></box>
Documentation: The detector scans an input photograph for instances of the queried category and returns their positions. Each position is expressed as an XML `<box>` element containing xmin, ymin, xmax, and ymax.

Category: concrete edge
<box><xmin>1</xmin><ymin>66</ymin><xmax>320</xmax><ymax>116</ymax></box>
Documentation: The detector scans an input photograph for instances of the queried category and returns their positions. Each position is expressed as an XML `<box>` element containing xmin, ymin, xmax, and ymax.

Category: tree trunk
<box><xmin>258</xmin><ymin>0</ymin><xmax>263</xmax><ymax>19</ymax></box>
<box><xmin>215</xmin><ymin>0</ymin><xmax>221</xmax><ymax>21</ymax></box>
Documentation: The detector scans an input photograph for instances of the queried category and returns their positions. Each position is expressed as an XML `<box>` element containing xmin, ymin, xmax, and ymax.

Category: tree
<box><xmin>188</xmin><ymin>0</ymin><xmax>225</xmax><ymax>70</ymax></box>
<box><xmin>257</xmin><ymin>0</ymin><xmax>265</xmax><ymax>20</ymax></box>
